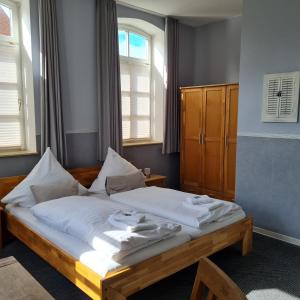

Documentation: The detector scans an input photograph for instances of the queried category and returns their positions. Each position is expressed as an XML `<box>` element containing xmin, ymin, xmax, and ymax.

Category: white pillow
<box><xmin>89</xmin><ymin>147</ymin><xmax>138</xmax><ymax>193</ymax></box>
<box><xmin>1</xmin><ymin>148</ymin><xmax>87</xmax><ymax>207</ymax></box>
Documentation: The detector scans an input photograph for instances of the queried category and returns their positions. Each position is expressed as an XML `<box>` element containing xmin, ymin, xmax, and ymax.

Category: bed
<box><xmin>0</xmin><ymin>166</ymin><xmax>253</xmax><ymax>300</ymax></box>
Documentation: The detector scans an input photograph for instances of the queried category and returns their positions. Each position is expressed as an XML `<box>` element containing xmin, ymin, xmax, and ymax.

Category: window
<box><xmin>0</xmin><ymin>0</ymin><xmax>24</xmax><ymax>151</ymax></box>
<box><xmin>118</xmin><ymin>26</ymin><xmax>152</xmax><ymax>141</ymax></box>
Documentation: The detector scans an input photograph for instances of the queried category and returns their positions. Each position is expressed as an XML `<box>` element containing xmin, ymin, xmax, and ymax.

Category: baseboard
<box><xmin>254</xmin><ymin>226</ymin><xmax>300</xmax><ymax>247</ymax></box>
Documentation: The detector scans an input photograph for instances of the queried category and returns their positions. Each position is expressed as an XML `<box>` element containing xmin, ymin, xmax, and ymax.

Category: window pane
<box><xmin>0</xmin><ymin>121</ymin><xmax>21</xmax><ymax>147</ymax></box>
<box><xmin>0</xmin><ymin>45</ymin><xmax>18</xmax><ymax>83</ymax></box>
<box><xmin>0</xmin><ymin>4</ymin><xmax>12</xmax><ymax>37</ymax></box>
<box><xmin>0</xmin><ymin>88</ymin><xmax>19</xmax><ymax>115</ymax></box>
<box><xmin>136</xmin><ymin>119</ymin><xmax>150</xmax><ymax>138</ymax></box>
<box><xmin>129</xmin><ymin>32</ymin><xmax>148</xmax><ymax>60</ymax></box>
<box><xmin>120</xmin><ymin>68</ymin><xmax>130</xmax><ymax>92</ymax></box>
<box><xmin>131</xmin><ymin>64</ymin><xmax>150</xmax><ymax>93</ymax></box>
<box><xmin>118</xmin><ymin>30</ymin><xmax>127</xmax><ymax>56</ymax></box>
<box><xmin>133</xmin><ymin>96</ymin><xmax>150</xmax><ymax>116</ymax></box>
<box><xmin>122</xmin><ymin>120</ymin><xmax>130</xmax><ymax>140</ymax></box>
<box><xmin>136</xmin><ymin>74</ymin><xmax>150</xmax><ymax>93</ymax></box>
<box><xmin>121</xmin><ymin>95</ymin><xmax>130</xmax><ymax>116</ymax></box>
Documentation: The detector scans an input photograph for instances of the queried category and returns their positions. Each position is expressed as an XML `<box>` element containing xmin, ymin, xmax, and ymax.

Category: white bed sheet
<box><xmin>110</xmin><ymin>187</ymin><xmax>244</xmax><ymax>229</ymax></box>
<box><xmin>89</xmin><ymin>192</ymin><xmax>246</xmax><ymax>238</ymax></box>
<box><xmin>6</xmin><ymin>204</ymin><xmax>190</xmax><ymax>277</ymax></box>
<box><xmin>6</xmin><ymin>195</ymin><xmax>246</xmax><ymax>277</ymax></box>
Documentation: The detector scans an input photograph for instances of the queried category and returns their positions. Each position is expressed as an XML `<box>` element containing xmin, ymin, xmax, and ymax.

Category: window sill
<box><xmin>123</xmin><ymin>141</ymin><xmax>163</xmax><ymax>147</ymax></box>
<box><xmin>0</xmin><ymin>150</ymin><xmax>39</xmax><ymax>158</ymax></box>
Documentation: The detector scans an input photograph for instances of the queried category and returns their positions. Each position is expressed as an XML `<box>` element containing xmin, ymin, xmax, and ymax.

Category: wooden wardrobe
<box><xmin>180</xmin><ymin>83</ymin><xmax>239</xmax><ymax>201</ymax></box>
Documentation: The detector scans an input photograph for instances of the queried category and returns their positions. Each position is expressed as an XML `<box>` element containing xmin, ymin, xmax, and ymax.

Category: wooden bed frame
<box><xmin>0</xmin><ymin>167</ymin><xmax>253</xmax><ymax>300</ymax></box>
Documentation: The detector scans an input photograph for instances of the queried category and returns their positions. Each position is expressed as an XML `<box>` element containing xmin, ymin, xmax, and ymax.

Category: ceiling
<box><xmin>118</xmin><ymin>0</ymin><xmax>243</xmax><ymax>27</ymax></box>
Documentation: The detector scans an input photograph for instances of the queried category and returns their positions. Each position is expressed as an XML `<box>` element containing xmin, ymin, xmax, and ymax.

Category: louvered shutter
<box><xmin>262</xmin><ymin>72</ymin><xmax>300</xmax><ymax>122</ymax></box>
<box><xmin>280</xmin><ymin>77</ymin><xmax>296</xmax><ymax>117</ymax></box>
<box><xmin>265</xmin><ymin>78</ymin><xmax>280</xmax><ymax>117</ymax></box>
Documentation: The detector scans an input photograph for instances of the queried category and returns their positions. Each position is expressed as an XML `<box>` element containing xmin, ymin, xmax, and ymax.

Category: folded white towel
<box><xmin>101</xmin><ymin>220</ymin><xmax>182</xmax><ymax>260</ymax></box>
<box><xmin>112</xmin><ymin>210</ymin><xmax>146</xmax><ymax>224</ymax></box>
<box><xmin>182</xmin><ymin>200</ymin><xmax>224</xmax><ymax>212</ymax></box>
<box><xmin>185</xmin><ymin>195</ymin><xmax>214</xmax><ymax>205</ymax></box>
<box><xmin>102</xmin><ymin>221</ymin><xmax>181</xmax><ymax>261</ymax></box>
<box><xmin>108</xmin><ymin>214</ymin><xmax>158</xmax><ymax>232</ymax></box>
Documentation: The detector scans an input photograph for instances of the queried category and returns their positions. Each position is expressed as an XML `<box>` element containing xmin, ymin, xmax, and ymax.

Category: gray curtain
<box><xmin>162</xmin><ymin>17</ymin><xmax>179</xmax><ymax>154</ymax></box>
<box><xmin>96</xmin><ymin>0</ymin><xmax>123</xmax><ymax>161</ymax></box>
<box><xmin>39</xmin><ymin>0</ymin><xmax>66</xmax><ymax>164</ymax></box>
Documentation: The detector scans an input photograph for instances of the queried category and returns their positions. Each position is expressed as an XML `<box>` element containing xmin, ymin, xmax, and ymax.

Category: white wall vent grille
<box><xmin>262</xmin><ymin>72</ymin><xmax>300</xmax><ymax>122</ymax></box>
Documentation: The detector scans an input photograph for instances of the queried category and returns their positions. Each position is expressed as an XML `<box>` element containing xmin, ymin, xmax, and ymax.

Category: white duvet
<box><xmin>31</xmin><ymin>196</ymin><xmax>181</xmax><ymax>261</ymax></box>
<box><xmin>110</xmin><ymin>187</ymin><xmax>244</xmax><ymax>229</ymax></box>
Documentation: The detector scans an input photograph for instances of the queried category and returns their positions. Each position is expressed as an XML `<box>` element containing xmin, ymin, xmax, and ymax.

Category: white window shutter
<box><xmin>262</xmin><ymin>72</ymin><xmax>300</xmax><ymax>122</ymax></box>
<box><xmin>265</xmin><ymin>77</ymin><xmax>281</xmax><ymax>117</ymax></box>
<box><xmin>0</xmin><ymin>43</ymin><xmax>23</xmax><ymax>150</ymax></box>
<box><xmin>120</xmin><ymin>60</ymin><xmax>151</xmax><ymax>140</ymax></box>
<box><xmin>279</xmin><ymin>77</ymin><xmax>297</xmax><ymax>117</ymax></box>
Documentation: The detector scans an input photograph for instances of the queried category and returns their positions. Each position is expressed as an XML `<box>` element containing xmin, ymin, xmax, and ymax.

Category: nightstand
<box><xmin>145</xmin><ymin>174</ymin><xmax>166</xmax><ymax>187</ymax></box>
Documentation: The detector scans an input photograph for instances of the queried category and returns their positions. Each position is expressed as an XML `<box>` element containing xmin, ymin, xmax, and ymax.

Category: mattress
<box><xmin>91</xmin><ymin>191</ymin><xmax>246</xmax><ymax>239</ymax></box>
<box><xmin>6</xmin><ymin>204</ymin><xmax>190</xmax><ymax>277</ymax></box>
<box><xmin>6</xmin><ymin>198</ymin><xmax>246</xmax><ymax>277</ymax></box>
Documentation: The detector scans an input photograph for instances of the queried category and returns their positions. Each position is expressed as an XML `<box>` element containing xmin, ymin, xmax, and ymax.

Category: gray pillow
<box><xmin>105</xmin><ymin>171</ymin><xmax>146</xmax><ymax>195</ymax></box>
<box><xmin>30</xmin><ymin>181</ymin><xmax>79</xmax><ymax>204</ymax></box>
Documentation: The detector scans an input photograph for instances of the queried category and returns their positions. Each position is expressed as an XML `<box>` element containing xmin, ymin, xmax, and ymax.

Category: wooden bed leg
<box><xmin>102</xmin><ymin>281</ymin><xmax>127</xmax><ymax>300</ymax></box>
<box><xmin>109</xmin><ymin>289</ymin><xmax>127</xmax><ymax>300</ymax></box>
<box><xmin>241</xmin><ymin>218</ymin><xmax>253</xmax><ymax>256</ymax></box>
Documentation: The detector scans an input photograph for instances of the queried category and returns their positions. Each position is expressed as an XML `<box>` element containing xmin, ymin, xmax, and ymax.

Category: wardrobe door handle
<box><xmin>202</xmin><ymin>134</ymin><xmax>205</xmax><ymax>144</ymax></box>
<box><xmin>198</xmin><ymin>132</ymin><xmax>202</xmax><ymax>144</ymax></box>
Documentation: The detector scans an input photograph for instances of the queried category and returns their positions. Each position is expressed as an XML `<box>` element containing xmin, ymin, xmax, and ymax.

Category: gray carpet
<box><xmin>0</xmin><ymin>233</ymin><xmax>300</xmax><ymax>300</ymax></box>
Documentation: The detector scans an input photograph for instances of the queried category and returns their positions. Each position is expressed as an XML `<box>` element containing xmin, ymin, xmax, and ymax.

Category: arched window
<box><xmin>118</xmin><ymin>26</ymin><xmax>152</xmax><ymax>141</ymax></box>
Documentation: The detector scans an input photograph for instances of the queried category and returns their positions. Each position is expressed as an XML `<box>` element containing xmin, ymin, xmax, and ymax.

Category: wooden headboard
<box><xmin>0</xmin><ymin>166</ymin><xmax>101</xmax><ymax>201</ymax></box>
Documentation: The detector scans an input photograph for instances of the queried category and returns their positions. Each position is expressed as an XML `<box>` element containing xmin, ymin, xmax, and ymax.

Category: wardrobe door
<box><xmin>224</xmin><ymin>84</ymin><xmax>239</xmax><ymax>200</ymax></box>
<box><xmin>180</xmin><ymin>89</ymin><xmax>203</xmax><ymax>193</ymax></box>
<box><xmin>202</xmin><ymin>86</ymin><xmax>226</xmax><ymax>198</ymax></box>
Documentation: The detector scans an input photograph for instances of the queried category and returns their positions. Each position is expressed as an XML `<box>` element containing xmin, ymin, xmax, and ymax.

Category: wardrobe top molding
<box><xmin>180</xmin><ymin>83</ymin><xmax>239</xmax><ymax>90</ymax></box>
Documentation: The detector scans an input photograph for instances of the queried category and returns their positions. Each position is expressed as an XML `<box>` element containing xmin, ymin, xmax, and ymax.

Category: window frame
<box><xmin>118</xmin><ymin>24</ymin><xmax>153</xmax><ymax>143</ymax></box>
<box><xmin>0</xmin><ymin>0</ymin><xmax>18</xmax><ymax>43</ymax></box>
<box><xmin>118</xmin><ymin>24</ymin><xmax>151</xmax><ymax>65</ymax></box>
<box><xmin>0</xmin><ymin>0</ymin><xmax>26</xmax><ymax>152</ymax></box>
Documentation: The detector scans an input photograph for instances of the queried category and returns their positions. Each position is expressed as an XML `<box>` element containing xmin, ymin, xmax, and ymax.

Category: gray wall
<box><xmin>56</xmin><ymin>0</ymin><xmax>98</xmax><ymax>133</ymax></box>
<box><xmin>238</xmin><ymin>0</ymin><xmax>300</xmax><ymax>135</ymax></box>
<box><xmin>0</xmin><ymin>0</ymin><xmax>41</xmax><ymax>178</ymax></box>
<box><xmin>116</xmin><ymin>4</ymin><xmax>195</xmax><ymax>188</ymax></box>
<box><xmin>0</xmin><ymin>0</ymin><xmax>196</xmax><ymax>189</ymax></box>
<box><xmin>117</xmin><ymin>4</ymin><xmax>164</xmax><ymax>31</ymax></box>
<box><xmin>178</xmin><ymin>24</ymin><xmax>196</xmax><ymax>87</ymax></box>
<box><xmin>237</xmin><ymin>0</ymin><xmax>300</xmax><ymax>239</ymax></box>
<box><xmin>193</xmin><ymin>16</ymin><xmax>242</xmax><ymax>85</ymax></box>
<box><xmin>0</xmin><ymin>0</ymin><xmax>240</xmax><ymax>190</ymax></box>
<box><xmin>237</xmin><ymin>136</ymin><xmax>300</xmax><ymax>238</ymax></box>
